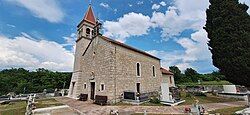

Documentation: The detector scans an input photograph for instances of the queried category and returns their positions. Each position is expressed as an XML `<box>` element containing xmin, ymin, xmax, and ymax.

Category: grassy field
<box><xmin>180</xmin><ymin>92</ymin><xmax>241</xmax><ymax>105</ymax></box>
<box><xmin>209</xmin><ymin>106</ymin><xmax>246</xmax><ymax>114</ymax></box>
<box><xmin>179</xmin><ymin>80</ymin><xmax>232</xmax><ymax>86</ymax></box>
<box><xmin>0</xmin><ymin>98</ymin><xmax>64</xmax><ymax>115</ymax></box>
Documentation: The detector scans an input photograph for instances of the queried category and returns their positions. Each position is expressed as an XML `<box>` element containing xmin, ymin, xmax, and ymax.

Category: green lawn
<box><xmin>179</xmin><ymin>92</ymin><xmax>241</xmax><ymax>105</ymax></box>
<box><xmin>179</xmin><ymin>80</ymin><xmax>232</xmax><ymax>86</ymax></box>
<box><xmin>209</xmin><ymin>106</ymin><xmax>246</xmax><ymax>114</ymax></box>
<box><xmin>0</xmin><ymin>98</ymin><xmax>64</xmax><ymax>115</ymax></box>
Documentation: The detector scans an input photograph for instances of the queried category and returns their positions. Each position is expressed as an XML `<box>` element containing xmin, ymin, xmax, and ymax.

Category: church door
<box><xmin>90</xmin><ymin>82</ymin><xmax>95</xmax><ymax>100</ymax></box>
<box><xmin>136</xmin><ymin>83</ymin><xmax>140</xmax><ymax>93</ymax></box>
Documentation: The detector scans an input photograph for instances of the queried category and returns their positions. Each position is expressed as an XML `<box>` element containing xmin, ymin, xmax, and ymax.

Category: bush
<box><xmin>193</xmin><ymin>92</ymin><xmax>206</xmax><ymax>97</ymax></box>
<box><xmin>186</xmin><ymin>93</ymin><xmax>192</xmax><ymax>98</ymax></box>
<box><xmin>149</xmin><ymin>97</ymin><xmax>160</xmax><ymax>104</ymax></box>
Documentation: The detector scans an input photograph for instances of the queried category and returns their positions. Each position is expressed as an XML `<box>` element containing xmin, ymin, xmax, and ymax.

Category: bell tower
<box><xmin>74</xmin><ymin>4</ymin><xmax>96</xmax><ymax>72</ymax></box>
<box><xmin>69</xmin><ymin>4</ymin><xmax>97</xmax><ymax>98</ymax></box>
<box><xmin>77</xmin><ymin>4</ymin><xmax>96</xmax><ymax>40</ymax></box>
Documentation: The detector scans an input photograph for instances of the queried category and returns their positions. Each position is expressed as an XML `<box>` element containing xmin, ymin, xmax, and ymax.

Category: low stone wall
<box><xmin>218</xmin><ymin>93</ymin><xmax>248</xmax><ymax>100</ymax></box>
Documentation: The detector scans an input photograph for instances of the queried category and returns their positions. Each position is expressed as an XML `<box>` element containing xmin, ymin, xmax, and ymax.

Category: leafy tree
<box><xmin>0</xmin><ymin>68</ymin><xmax>72</xmax><ymax>95</ymax></box>
<box><xmin>184</xmin><ymin>68</ymin><xmax>199</xmax><ymax>82</ymax></box>
<box><xmin>204</xmin><ymin>0</ymin><xmax>250</xmax><ymax>87</ymax></box>
<box><xmin>169</xmin><ymin>66</ymin><xmax>183</xmax><ymax>83</ymax></box>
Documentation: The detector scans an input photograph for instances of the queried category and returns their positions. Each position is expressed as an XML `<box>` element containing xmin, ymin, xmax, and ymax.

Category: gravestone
<box><xmin>124</xmin><ymin>91</ymin><xmax>136</xmax><ymax>100</ymax></box>
<box><xmin>223</xmin><ymin>85</ymin><xmax>237</xmax><ymax>93</ymax></box>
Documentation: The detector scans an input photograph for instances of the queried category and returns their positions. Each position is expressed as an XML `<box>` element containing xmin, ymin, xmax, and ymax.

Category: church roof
<box><xmin>101</xmin><ymin>36</ymin><xmax>160</xmax><ymax>60</ymax></box>
<box><xmin>83</xmin><ymin>5</ymin><xmax>96</xmax><ymax>25</ymax></box>
<box><xmin>160</xmin><ymin>67</ymin><xmax>174</xmax><ymax>75</ymax></box>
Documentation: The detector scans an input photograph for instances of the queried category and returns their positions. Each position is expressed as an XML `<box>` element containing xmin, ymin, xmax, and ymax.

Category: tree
<box><xmin>184</xmin><ymin>68</ymin><xmax>199</xmax><ymax>82</ymax></box>
<box><xmin>204</xmin><ymin>0</ymin><xmax>250</xmax><ymax>87</ymax></box>
<box><xmin>169</xmin><ymin>66</ymin><xmax>182</xmax><ymax>83</ymax></box>
<box><xmin>0</xmin><ymin>68</ymin><xmax>72</xmax><ymax>95</ymax></box>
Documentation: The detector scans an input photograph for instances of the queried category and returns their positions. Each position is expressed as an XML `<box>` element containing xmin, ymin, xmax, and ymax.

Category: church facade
<box><xmin>68</xmin><ymin>5</ymin><xmax>174</xmax><ymax>103</ymax></box>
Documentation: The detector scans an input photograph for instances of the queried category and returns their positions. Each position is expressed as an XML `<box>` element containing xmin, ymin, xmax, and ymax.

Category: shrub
<box><xmin>149</xmin><ymin>97</ymin><xmax>160</xmax><ymax>104</ymax></box>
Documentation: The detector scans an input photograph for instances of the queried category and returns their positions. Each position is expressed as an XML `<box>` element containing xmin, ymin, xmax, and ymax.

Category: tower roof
<box><xmin>84</xmin><ymin>5</ymin><xmax>96</xmax><ymax>25</ymax></box>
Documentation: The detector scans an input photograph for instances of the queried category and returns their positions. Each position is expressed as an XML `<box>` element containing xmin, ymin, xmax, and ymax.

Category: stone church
<box><xmin>68</xmin><ymin>5</ymin><xmax>174</xmax><ymax>103</ymax></box>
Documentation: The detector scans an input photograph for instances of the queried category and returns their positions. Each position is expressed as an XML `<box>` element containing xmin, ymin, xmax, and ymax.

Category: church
<box><xmin>68</xmin><ymin>5</ymin><xmax>174</xmax><ymax>103</ymax></box>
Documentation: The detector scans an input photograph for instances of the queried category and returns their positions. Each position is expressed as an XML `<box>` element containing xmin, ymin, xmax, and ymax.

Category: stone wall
<box><xmin>71</xmin><ymin>35</ymin><xmax>162</xmax><ymax>103</ymax></box>
<box><xmin>162</xmin><ymin>74</ymin><xmax>175</xmax><ymax>87</ymax></box>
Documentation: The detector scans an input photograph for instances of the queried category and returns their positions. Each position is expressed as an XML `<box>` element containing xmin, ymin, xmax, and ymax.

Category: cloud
<box><xmin>151</xmin><ymin>0</ymin><xmax>209</xmax><ymax>40</ymax></box>
<box><xmin>63</xmin><ymin>33</ymin><xmax>77</xmax><ymax>46</ymax></box>
<box><xmin>137</xmin><ymin>1</ymin><xmax>144</xmax><ymax>5</ymax></box>
<box><xmin>0</xmin><ymin>34</ymin><xmax>74</xmax><ymax>71</ymax></box>
<box><xmin>147</xmin><ymin>29</ymin><xmax>213</xmax><ymax>72</ymax></box>
<box><xmin>160</xmin><ymin>1</ymin><xmax>167</xmax><ymax>6</ymax></box>
<box><xmin>103</xmin><ymin>12</ymin><xmax>152</xmax><ymax>42</ymax></box>
<box><xmin>100</xmin><ymin>2</ymin><xmax>110</xmax><ymax>9</ymax></box>
<box><xmin>152</xmin><ymin>4</ymin><xmax>161</xmax><ymax>10</ymax></box>
<box><xmin>128</xmin><ymin>4</ymin><xmax>133</xmax><ymax>7</ymax></box>
<box><xmin>6</xmin><ymin>24</ymin><xmax>16</xmax><ymax>28</ymax></box>
<box><xmin>6</xmin><ymin>0</ymin><xmax>64</xmax><ymax>23</ymax></box>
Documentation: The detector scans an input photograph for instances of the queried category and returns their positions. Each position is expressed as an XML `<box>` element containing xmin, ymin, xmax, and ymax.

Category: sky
<box><xmin>0</xmin><ymin>0</ymin><xmax>249</xmax><ymax>73</ymax></box>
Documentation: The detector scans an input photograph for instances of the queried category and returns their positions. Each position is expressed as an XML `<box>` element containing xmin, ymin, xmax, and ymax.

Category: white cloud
<box><xmin>0</xmin><ymin>34</ymin><xmax>74</xmax><ymax>71</ymax></box>
<box><xmin>137</xmin><ymin>1</ymin><xmax>144</xmax><ymax>5</ymax></box>
<box><xmin>6</xmin><ymin>0</ymin><xmax>64</xmax><ymax>23</ymax></box>
<box><xmin>152</xmin><ymin>4</ymin><xmax>161</xmax><ymax>10</ymax></box>
<box><xmin>100</xmin><ymin>2</ymin><xmax>110</xmax><ymax>9</ymax></box>
<box><xmin>63</xmin><ymin>33</ymin><xmax>77</xmax><ymax>46</ymax></box>
<box><xmin>103</xmin><ymin>12</ymin><xmax>152</xmax><ymax>42</ymax></box>
<box><xmin>160</xmin><ymin>1</ymin><xmax>166</xmax><ymax>6</ymax></box>
<box><xmin>151</xmin><ymin>0</ymin><xmax>209</xmax><ymax>40</ymax></box>
<box><xmin>147</xmin><ymin>29</ymin><xmax>212</xmax><ymax>72</ymax></box>
<box><xmin>6</xmin><ymin>24</ymin><xmax>16</xmax><ymax>28</ymax></box>
<box><xmin>128</xmin><ymin>4</ymin><xmax>133</xmax><ymax>7</ymax></box>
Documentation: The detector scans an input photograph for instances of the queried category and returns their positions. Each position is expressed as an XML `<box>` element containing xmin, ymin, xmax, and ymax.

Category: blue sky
<box><xmin>0</xmin><ymin>0</ymin><xmax>249</xmax><ymax>73</ymax></box>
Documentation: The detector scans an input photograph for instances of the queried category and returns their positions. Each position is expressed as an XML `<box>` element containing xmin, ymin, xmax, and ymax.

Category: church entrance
<box><xmin>90</xmin><ymin>82</ymin><xmax>95</xmax><ymax>100</ymax></box>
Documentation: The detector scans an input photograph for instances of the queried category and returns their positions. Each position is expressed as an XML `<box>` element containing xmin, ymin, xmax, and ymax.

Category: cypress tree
<box><xmin>204</xmin><ymin>0</ymin><xmax>250</xmax><ymax>87</ymax></box>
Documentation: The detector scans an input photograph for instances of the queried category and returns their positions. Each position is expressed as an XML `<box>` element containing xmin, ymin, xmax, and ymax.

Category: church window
<box><xmin>92</xmin><ymin>30</ymin><xmax>94</xmax><ymax>36</ymax></box>
<box><xmin>86</xmin><ymin>28</ymin><xmax>90</xmax><ymax>35</ymax></box>
<box><xmin>83</xmin><ymin>83</ymin><xmax>87</xmax><ymax>89</ymax></box>
<box><xmin>152</xmin><ymin>66</ymin><xmax>155</xmax><ymax>77</ymax></box>
<box><xmin>100</xmin><ymin>84</ymin><xmax>105</xmax><ymax>91</ymax></box>
<box><xmin>136</xmin><ymin>63</ymin><xmax>141</xmax><ymax>77</ymax></box>
<box><xmin>170</xmin><ymin>76</ymin><xmax>172</xmax><ymax>84</ymax></box>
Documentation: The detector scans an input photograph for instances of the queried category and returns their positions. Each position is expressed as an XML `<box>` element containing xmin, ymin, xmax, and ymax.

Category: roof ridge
<box><xmin>100</xmin><ymin>36</ymin><xmax>160</xmax><ymax>60</ymax></box>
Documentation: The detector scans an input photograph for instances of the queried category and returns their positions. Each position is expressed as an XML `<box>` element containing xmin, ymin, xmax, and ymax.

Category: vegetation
<box><xmin>0</xmin><ymin>68</ymin><xmax>71</xmax><ymax>96</ymax></box>
<box><xmin>209</xmin><ymin>106</ymin><xmax>246</xmax><ymax>114</ymax></box>
<box><xmin>204</xmin><ymin>0</ymin><xmax>250</xmax><ymax>87</ymax></box>
<box><xmin>179</xmin><ymin>80</ymin><xmax>232</xmax><ymax>86</ymax></box>
<box><xmin>169</xmin><ymin>66</ymin><xmax>226</xmax><ymax>84</ymax></box>
<box><xmin>0</xmin><ymin>98</ymin><xmax>63</xmax><ymax>115</ymax></box>
<box><xmin>180</xmin><ymin>91</ymin><xmax>241</xmax><ymax>105</ymax></box>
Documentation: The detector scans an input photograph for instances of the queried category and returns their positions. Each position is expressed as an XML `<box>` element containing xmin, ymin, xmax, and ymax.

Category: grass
<box><xmin>180</xmin><ymin>92</ymin><xmax>241</xmax><ymax>105</ymax></box>
<box><xmin>0</xmin><ymin>101</ymin><xmax>26</xmax><ymax>115</ymax></box>
<box><xmin>35</xmin><ymin>98</ymin><xmax>64</xmax><ymax>108</ymax></box>
<box><xmin>209</xmin><ymin>106</ymin><xmax>246</xmax><ymax>114</ymax></box>
<box><xmin>179</xmin><ymin>80</ymin><xmax>232</xmax><ymax>86</ymax></box>
<box><xmin>0</xmin><ymin>98</ymin><xmax>64</xmax><ymax>115</ymax></box>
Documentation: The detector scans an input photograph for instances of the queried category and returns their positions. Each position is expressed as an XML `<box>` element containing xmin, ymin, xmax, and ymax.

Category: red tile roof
<box><xmin>84</xmin><ymin>5</ymin><xmax>96</xmax><ymax>25</ymax></box>
<box><xmin>101</xmin><ymin>36</ymin><xmax>160</xmax><ymax>60</ymax></box>
<box><xmin>160</xmin><ymin>67</ymin><xmax>174</xmax><ymax>75</ymax></box>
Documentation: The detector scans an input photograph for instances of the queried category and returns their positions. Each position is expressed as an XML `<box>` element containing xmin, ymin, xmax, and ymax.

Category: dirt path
<box><xmin>55</xmin><ymin>97</ymin><xmax>245</xmax><ymax>115</ymax></box>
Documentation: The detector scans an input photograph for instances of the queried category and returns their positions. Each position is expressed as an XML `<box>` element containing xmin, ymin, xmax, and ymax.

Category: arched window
<box><xmin>136</xmin><ymin>63</ymin><xmax>141</xmax><ymax>76</ymax></box>
<box><xmin>86</xmin><ymin>28</ymin><xmax>90</xmax><ymax>35</ymax></box>
<box><xmin>152</xmin><ymin>66</ymin><xmax>155</xmax><ymax>77</ymax></box>
<box><xmin>92</xmin><ymin>30</ymin><xmax>94</xmax><ymax>36</ymax></box>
